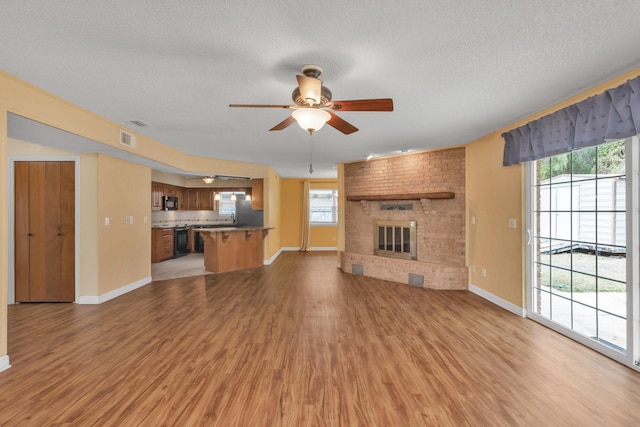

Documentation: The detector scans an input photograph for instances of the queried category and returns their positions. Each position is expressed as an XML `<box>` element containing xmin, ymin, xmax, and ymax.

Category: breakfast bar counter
<box><xmin>199</xmin><ymin>227</ymin><xmax>270</xmax><ymax>273</ymax></box>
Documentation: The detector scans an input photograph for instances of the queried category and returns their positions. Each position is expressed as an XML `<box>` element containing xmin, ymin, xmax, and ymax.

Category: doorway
<box><xmin>526</xmin><ymin>138</ymin><xmax>639</xmax><ymax>366</ymax></box>
<box><xmin>14</xmin><ymin>161</ymin><xmax>75</xmax><ymax>302</ymax></box>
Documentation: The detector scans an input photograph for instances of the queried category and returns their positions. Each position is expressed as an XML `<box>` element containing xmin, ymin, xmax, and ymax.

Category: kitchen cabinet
<box><xmin>184</xmin><ymin>188</ymin><xmax>214</xmax><ymax>210</ymax></box>
<box><xmin>200</xmin><ymin>227</ymin><xmax>268</xmax><ymax>273</ymax></box>
<box><xmin>251</xmin><ymin>178</ymin><xmax>263</xmax><ymax>210</ymax></box>
<box><xmin>163</xmin><ymin>184</ymin><xmax>184</xmax><ymax>210</ymax></box>
<box><xmin>151</xmin><ymin>182</ymin><xmax>164</xmax><ymax>210</ymax></box>
<box><xmin>152</xmin><ymin>228</ymin><xmax>174</xmax><ymax>262</ymax></box>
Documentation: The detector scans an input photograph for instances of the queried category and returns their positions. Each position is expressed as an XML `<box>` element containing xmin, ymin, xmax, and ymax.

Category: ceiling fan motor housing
<box><xmin>292</xmin><ymin>85</ymin><xmax>332</xmax><ymax>107</ymax></box>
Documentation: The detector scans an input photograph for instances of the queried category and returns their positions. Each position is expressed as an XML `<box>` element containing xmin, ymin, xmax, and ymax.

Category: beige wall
<box><xmin>264</xmin><ymin>169</ymin><xmax>282</xmax><ymax>260</ymax></box>
<box><xmin>97</xmin><ymin>155</ymin><xmax>151</xmax><ymax>294</ymax></box>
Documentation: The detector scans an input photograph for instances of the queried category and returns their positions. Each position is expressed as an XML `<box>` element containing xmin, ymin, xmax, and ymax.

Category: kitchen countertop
<box><xmin>197</xmin><ymin>226</ymin><xmax>269</xmax><ymax>232</ymax></box>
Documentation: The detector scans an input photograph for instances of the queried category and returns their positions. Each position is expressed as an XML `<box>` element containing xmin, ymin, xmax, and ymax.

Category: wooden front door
<box><xmin>14</xmin><ymin>161</ymin><xmax>75</xmax><ymax>302</ymax></box>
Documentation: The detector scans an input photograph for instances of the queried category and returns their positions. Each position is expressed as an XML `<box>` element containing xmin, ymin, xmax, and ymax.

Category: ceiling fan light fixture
<box><xmin>202</xmin><ymin>176</ymin><xmax>215</xmax><ymax>184</ymax></box>
<box><xmin>292</xmin><ymin>108</ymin><xmax>331</xmax><ymax>132</ymax></box>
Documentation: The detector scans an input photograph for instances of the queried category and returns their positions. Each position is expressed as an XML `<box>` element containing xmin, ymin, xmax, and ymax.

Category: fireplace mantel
<box><xmin>346</xmin><ymin>192</ymin><xmax>454</xmax><ymax>201</ymax></box>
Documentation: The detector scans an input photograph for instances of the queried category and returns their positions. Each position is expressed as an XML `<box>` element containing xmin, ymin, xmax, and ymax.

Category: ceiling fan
<box><xmin>229</xmin><ymin>64</ymin><xmax>393</xmax><ymax>134</ymax></box>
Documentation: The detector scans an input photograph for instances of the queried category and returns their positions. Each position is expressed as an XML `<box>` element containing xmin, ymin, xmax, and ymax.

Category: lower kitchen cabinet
<box><xmin>152</xmin><ymin>228</ymin><xmax>174</xmax><ymax>262</ymax></box>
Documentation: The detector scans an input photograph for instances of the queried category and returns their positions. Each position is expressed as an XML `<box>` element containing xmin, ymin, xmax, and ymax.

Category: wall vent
<box><xmin>119</xmin><ymin>129</ymin><xmax>136</xmax><ymax>149</ymax></box>
<box><xmin>408</xmin><ymin>273</ymin><xmax>424</xmax><ymax>287</ymax></box>
<box><xmin>381</xmin><ymin>204</ymin><xmax>413</xmax><ymax>211</ymax></box>
<box><xmin>128</xmin><ymin>120</ymin><xmax>150</xmax><ymax>127</ymax></box>
<box><xmin>352</xmin><ymin>264</ymin><xmax>364</xmax><ymax>276</ymax></box>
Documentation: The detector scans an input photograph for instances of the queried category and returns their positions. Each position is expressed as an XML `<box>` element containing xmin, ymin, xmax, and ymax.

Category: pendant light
<box><xmin>202</xmin><ymin>176</ymin><xmax>215</xmax><ymax>184</ymax></box>
<box><xmin>230</xmin><ymin>176</ymin><xmax>237</xmax><ymax>201</ymax></box>
<box><xmin>214</xmin><ymin>175</ymin><xmax>220</xmax><ymax>201</ymax></box>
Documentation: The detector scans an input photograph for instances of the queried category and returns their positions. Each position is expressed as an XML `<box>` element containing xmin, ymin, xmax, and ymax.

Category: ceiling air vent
<box><xmin>119</xmin><ymin>129</ymin><xmax>136</xmax><ymax>149</ymax></box>
<box><xmin>128</xmin><ymin>120</ymin><xmax>150</xmax><ymax>127</ymax></box>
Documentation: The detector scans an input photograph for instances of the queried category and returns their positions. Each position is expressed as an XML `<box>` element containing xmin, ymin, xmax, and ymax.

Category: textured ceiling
<box><xmin>2</xmin><ymin>1</ymin><xmax>640</xmax><ymax>177</ymax></box>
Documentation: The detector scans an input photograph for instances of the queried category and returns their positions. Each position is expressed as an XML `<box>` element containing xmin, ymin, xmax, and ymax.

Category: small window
<box><xmin>310</xmin><ymin>189</ymin><xmax>338</xmax><ymax>225</ymax></box>
<box><xmin>219</xmin><ymin>191</ymin><xmax>245</xmax><ymax>216</ymax></box>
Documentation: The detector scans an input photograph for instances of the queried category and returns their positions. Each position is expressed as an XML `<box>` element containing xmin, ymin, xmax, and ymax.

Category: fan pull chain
<box><xmin>308</xmin><ymin>130</ymin><xmax>314</xmax><ymax>174</ymax></box>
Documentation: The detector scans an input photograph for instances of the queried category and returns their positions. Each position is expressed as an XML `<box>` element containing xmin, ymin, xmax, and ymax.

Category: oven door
<box><xmin>174</xmin><ymin>227</ymin><xmax>189</xmax><ymax>257</ymax></box>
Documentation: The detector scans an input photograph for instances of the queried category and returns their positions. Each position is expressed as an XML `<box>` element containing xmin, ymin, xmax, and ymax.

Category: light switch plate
<box><xmin>105</xmin><ymin>217</ymin><xmax>110</xmax><ymax>226</ymax></box>
<box><xmin>508</xmin><ymin>218</ymin><xmax>517</xmax><ymax>228</ymax></box>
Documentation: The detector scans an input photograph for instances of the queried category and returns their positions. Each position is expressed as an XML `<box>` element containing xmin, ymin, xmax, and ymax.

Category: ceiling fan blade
<box><xmin>296</xmin><ymin>75</ymin><xmax>322</xmax><ymax>105</ymax></box>
<box><xmin>327</xmin><ymin>98</ymin><xmax>394</xmax><ymax>112</ymax></box>
<box><xmin>269</xmin><ymin>115</ymin><xmax>297</xmax><ymax>131</ymax></box>
<box><xmin>229</xmin><ymin>104</ymin><xmax>295</xmax><ymax>109</ymax></box>
<box><xmin>327</xmin><ymin>112</ymin><xmax>358</xmax><ymax>135</ymax></box>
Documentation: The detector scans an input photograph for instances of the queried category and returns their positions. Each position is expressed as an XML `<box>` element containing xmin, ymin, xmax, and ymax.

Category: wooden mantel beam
<box><xmin>346</xmin><ymin>192</ymin><xmax>455</xmax><ymax>202</ymax></box>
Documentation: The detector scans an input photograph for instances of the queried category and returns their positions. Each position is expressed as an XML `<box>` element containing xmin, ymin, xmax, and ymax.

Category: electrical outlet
<box><xmin>105</xmin><ymin>217</ymin><xmax>110</xmax><ymax>226</ymax></box>
<box><xmin>472</xmin><ymin>265</ymin><xmax>476</xmax><ymax>273</ymax></box>
<box><xmin>144</xmin><ymin>215</ymin><xmax>148</xmax><ymax>223</ymax></box>
<box><xmin>471</xmin><ymin>216</ymin><xmax>476</xmax><ymax>225</ymax></box>
<box><xmin>508</xmin><ymin>218</ymin><xmax>517</xmax><ymax>228</ymax></box>
<box><xmin>482</xmin><ymin>268</ymin><xmax>487</xmax><ymax>277</ymax></box>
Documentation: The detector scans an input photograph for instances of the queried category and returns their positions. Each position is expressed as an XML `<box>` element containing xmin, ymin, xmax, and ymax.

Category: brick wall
<box><xmin>342</xmin><ymin>147</ymin><xmax>468</xmax><ymax>289</ymax></box>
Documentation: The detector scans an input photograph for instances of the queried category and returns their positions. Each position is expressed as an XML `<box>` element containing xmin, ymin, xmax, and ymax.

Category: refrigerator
<box><xmin>235</xmin><ymin>200</ymin><xmax>263</xmax><ymax>227</ymax></box>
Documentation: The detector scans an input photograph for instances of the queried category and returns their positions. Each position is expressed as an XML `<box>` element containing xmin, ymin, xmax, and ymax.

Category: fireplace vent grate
<box><xmin>380</xmin><ymin>204</ymin><xmax>413</xmax><ymax>211</ymax></box>
<box><xmin>408</xmin><ymin>273</ymin><xmax>424</xmax><ymax>287</ymax></box>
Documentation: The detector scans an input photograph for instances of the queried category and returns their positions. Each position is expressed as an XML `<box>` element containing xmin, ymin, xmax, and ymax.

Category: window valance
<box><xmin>502</xmin><ymin>76</ymin><xmax>640</xmax><ymax>166</ymax></box>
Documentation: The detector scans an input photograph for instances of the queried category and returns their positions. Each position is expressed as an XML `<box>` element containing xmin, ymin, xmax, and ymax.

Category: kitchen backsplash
<box><xmin>151</xmin><ymin>210</ymin><xmax>233</xmax><ymax>227</ymax></box>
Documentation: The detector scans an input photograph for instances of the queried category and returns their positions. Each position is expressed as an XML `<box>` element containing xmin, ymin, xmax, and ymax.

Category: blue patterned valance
<box><xmin>503</xmin><ymin>76</ymin><xmax>640</xmax><ymax>166</ymax></box>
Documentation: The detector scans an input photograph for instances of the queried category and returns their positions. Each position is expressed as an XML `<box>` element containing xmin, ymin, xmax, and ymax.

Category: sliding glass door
<box><xmin>526</xmin><ymin>138</ymin><xmax>638</xmax><ymax>365</ymax></box>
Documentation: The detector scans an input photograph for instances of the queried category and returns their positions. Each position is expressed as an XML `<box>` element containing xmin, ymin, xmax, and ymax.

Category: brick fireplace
<box><xmin>341</xmin><ymin>147</ymin><xmax>468</xmax><ymax>290</ymax></box>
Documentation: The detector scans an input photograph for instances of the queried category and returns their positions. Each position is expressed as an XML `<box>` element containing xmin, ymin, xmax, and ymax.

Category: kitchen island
<box><xmin>199</xmin><ymin>226</ymin><xmax>270</xmax><ymax>273</ymax></box>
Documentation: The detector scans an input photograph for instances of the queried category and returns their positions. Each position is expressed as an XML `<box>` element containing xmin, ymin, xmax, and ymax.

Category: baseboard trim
<box><xmin>281</xmin><ymin>246</ymin><xmax>301</xmax><ymax>251</ymax></box>
<box><xmin>264</xmin><ymin>248</ymin><xmax>283</xmax><ymax>265</ymax></box>
<box><xmin>77</xmin><ymin>276</ymin><xmax>152</xmax><ymax>305</ymax></box>
<box><xmin>0</xmin><ymin>355</ymin><xmax>11</xmax><ymax>373</ymax></box>
<box><xmin>468</xmin><ymin>284</ymin><xmax>527</xmax><ymax>317</ymax></box>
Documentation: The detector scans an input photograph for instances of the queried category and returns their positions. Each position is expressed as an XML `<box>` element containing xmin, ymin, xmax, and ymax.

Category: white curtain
<box><xmin>300</xmin><ymin>180</ymin><xmax>310</xmax><ymax>251</ymax></box>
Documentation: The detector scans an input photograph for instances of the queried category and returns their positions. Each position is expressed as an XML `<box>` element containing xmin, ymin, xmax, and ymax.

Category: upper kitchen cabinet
<box><xmin>163</xmin><ymin>184</ymin><xmax>184</xmax><ymax>208</ymax></box>
<box><xmin>185</xmin><ymin>188</ymin><xmax>215</xmax><ymax>210</ymax></box>
<box><xmin>151</xmin><ymin>182</ymin><xmax>163</xmax><ymax>210</ymax></box>
<box><xmin>251</xmin><ymin>179</ymin><xmax>263</xmax><ymax>210</ymax></box>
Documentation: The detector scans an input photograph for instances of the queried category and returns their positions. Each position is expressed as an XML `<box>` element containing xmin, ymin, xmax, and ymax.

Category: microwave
<box><xmin>163</xmin><ymin>196</ymin><xmax>178</xmax><ymax>210</ymax></box>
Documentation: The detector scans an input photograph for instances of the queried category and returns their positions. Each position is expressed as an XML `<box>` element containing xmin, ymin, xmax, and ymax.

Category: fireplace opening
<box><xmin>374</xmin><ymin>220</ymin><xmax>417</xmax><ymax>260</ymax></box>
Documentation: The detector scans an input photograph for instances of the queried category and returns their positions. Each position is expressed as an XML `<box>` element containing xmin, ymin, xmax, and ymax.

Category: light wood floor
<box><xmin>1</xmin><ymin>251</ymin><xmax>640</xmax><ymax>426</ymax></box>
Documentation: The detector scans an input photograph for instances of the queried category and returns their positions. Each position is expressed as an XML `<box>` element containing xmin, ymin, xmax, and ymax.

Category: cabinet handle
<box><xmin>27</xmin><ymin>233</ymin><xmax>34</xmax><ymax>237</ymax></box>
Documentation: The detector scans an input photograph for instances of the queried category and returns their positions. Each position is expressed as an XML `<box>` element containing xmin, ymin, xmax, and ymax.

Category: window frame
<box><xmin>218</xmin><ymin>191</ymin><xmax>245</xmax><ymax>217</ymax></box>
<box><xmin>309</xmin><ymin>188</ymin><xmax>338</xmax><ymax>226</ymax></box>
